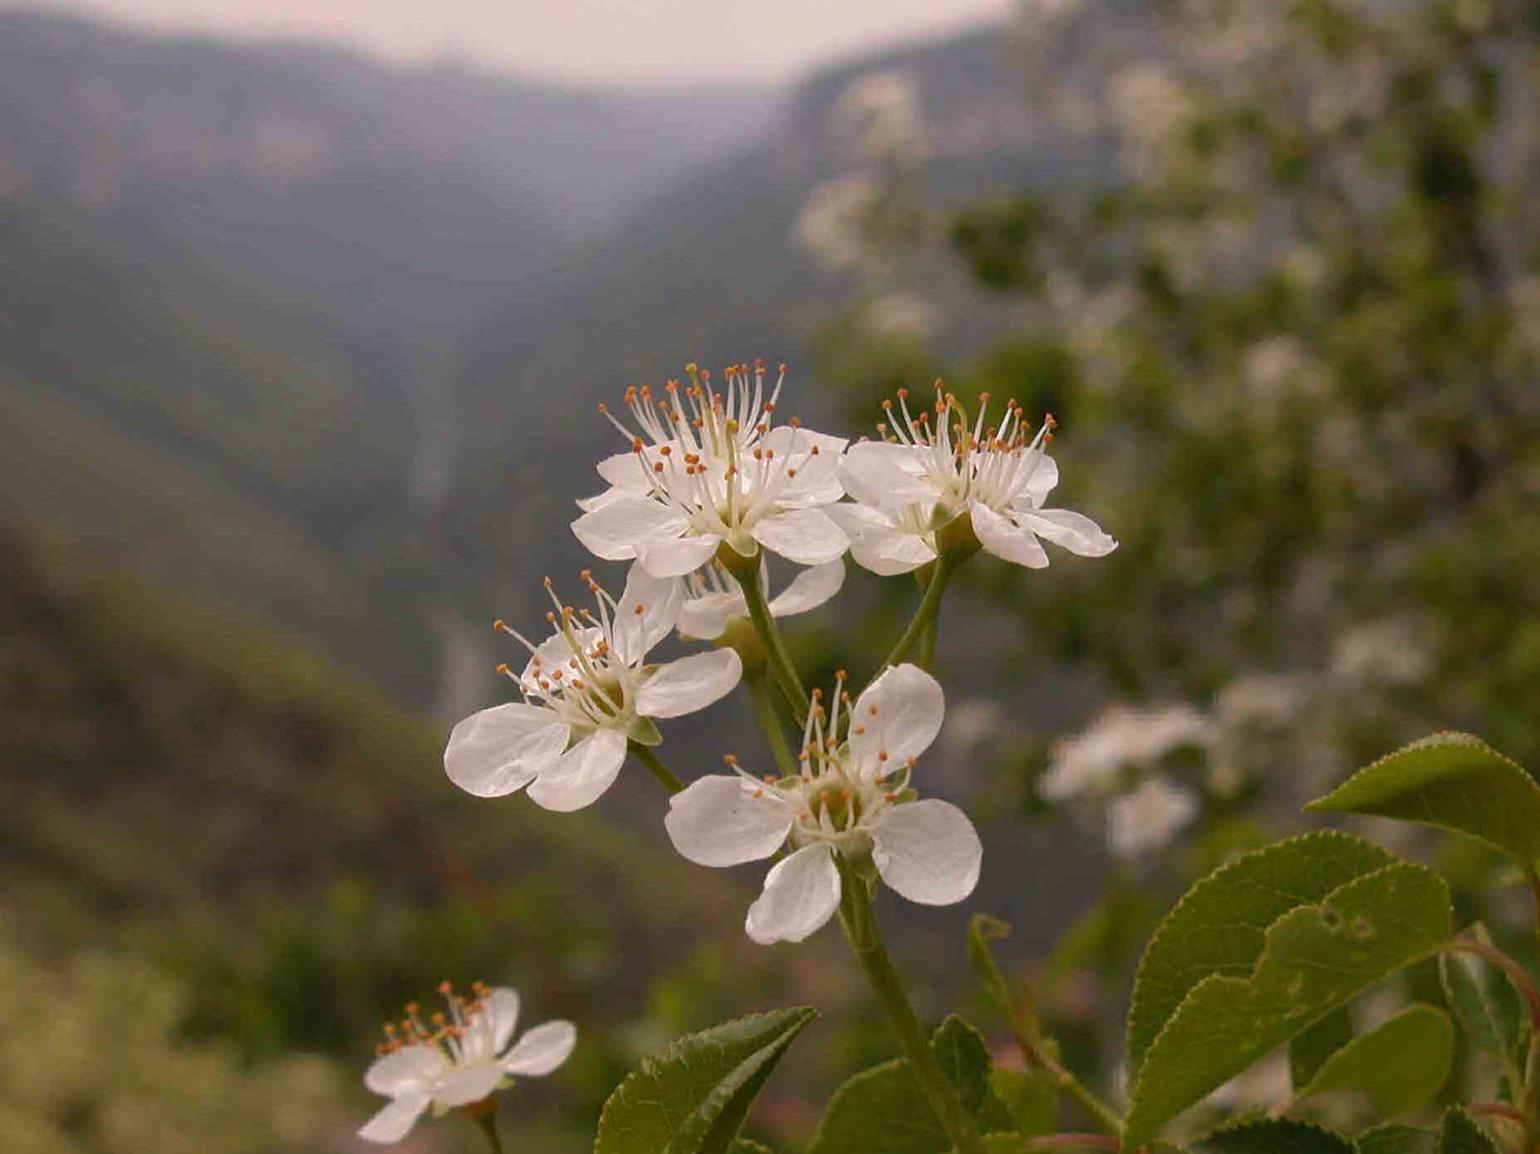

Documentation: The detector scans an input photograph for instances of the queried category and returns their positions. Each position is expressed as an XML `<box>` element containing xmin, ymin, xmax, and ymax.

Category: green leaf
<box><xmin>989</xmin><ymin>1068</ymin><xmax>1056</xmax><ymax>1138</ymax></box>
<box><xmin>1306</xmin><ymin>733</ymin><xmax>1540</xmax><ymax>878</ymax></box>
<box><xmin>729</xmin><ymin>1142</ymin><xmax>775</xmax><ymax>1154</ymax></box>
<box><xmin>594</xmin><ymin>1007</ymin><xmax>816</xmax><ymax>1154</ymax></box>
<box><xmin>1288</xmin><ymin>1006</ymin><xmax>1353</xmax><ymax>1089</ymax></box>
<box><xmin>1195</xmin><ymin>1118</ymin><xmax>1355</xmax><ymax>1154</ymax></box>
<box><xmin>1440</xmin><ymin>926</ymin><xmax>1524</xmax><ymax>1065</ymax></box>
<box><xmin>1357</xmin><ymin>1125</ymin><xmax>1438</xmax><ymax>1154</ymax></box>
<box><xmin>1124</xmin><ymin>862</ymin><xmax>1452</xmax><ymax>1146</ymax></box>
<box><xmin>807</xmin><ymin>1019</ymin><xmax>1007</xmax><ymax>1154</ymax></box>
<box><xmin>1128</xmin><ymin>831</ymin><xmax>1397</xmax><ymax>1073</ymax></box>
<box><xmin>1292</xmin><ymin>1005</ymin><xmax>1453</xmax><ymax>1116</ymax></box>
<box><xmin>1437</xmin><ymin>1109</ymin><xmax>1501</xmax><ymax>1154</ymax></box>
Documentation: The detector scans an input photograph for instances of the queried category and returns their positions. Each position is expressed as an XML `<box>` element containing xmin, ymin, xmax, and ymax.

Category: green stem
<box><xmin>879</xmin><ymin>552</ymin><xmax>957</xmax><ymax>675</ymax></box>
<box><xmin>469</xmin><ymin>1108</ymin><xmax>506</xmax><ymax>1154</ymax></box>
<box><xmin>731</xmin><ymin>562</ymin><xmax>809</xmax><ymax>720</ymax></box>
<box><xmin>629</xmin><ymin>741</ymin><xmax>683</xmax><ymax>795</ymax></box>
<box><xmin>745</xmin><ymin>670</ymin><xmax>799</xmax><ymax>778</ymax></box>
<box><xmin>836</xmin><ymin>859</ymin><xmax>986</xmax><ymax>1154</ymax></box>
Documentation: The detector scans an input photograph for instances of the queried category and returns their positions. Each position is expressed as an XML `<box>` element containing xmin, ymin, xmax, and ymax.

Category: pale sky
<box><xmin>43</xmin><ymin>0</ymin><xmax>1012</xmax><ymax>84</ymax></box>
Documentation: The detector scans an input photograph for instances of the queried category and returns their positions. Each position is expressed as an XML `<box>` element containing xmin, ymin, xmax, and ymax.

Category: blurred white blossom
<box><xmin>1107</xmin><ymin>776</ymin><xmax>1199</xmax><ymax>859</ymax></box>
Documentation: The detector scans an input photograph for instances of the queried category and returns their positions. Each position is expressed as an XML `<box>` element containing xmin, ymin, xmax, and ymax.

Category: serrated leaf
<box><xmin>1195</xmin><ymin>1118</ymin><xmax>1355</xmax><ymax>1154</ymax></box>
<box><xmin>1293</xmin><ymin>1005</ymin><xmax>1453</xmax><ymax>1116</ymax></box>
<box><xmin>594</xmin><ymin>1007</ymin><xmax>815</xmax><ymax>1154</ymax></box>
<box><xmin>1124</xmin><ymin>862</ymin><xmax>1452</xmax><ymax>1146</ymax></box>
<box><xmin>807</xmin><ymin>1019</ymin><xmax>1005</xmax><ymax>1154</ymax></box>
<box><xmin>1128</xmin><ymin>832</ymin><xmax>1397</xmax><ymax>1073</ymax></box>
<box><xmin>1357</xmin><ymin>1125</ymin><xmax>1438</xmax><ymax>1154</ymax></box>
<box><xmin>1440</xmin><ymin>926</ymin><xmax>1524</xmax><ymax>1067</ymax></box>
<box><xmin>1437</xmin><ymin>1109</ymin><xmax>1501</xmax><ymax>1154</ymax></box>
<box><xmin>1306</xmin><ymin>733</ymin><xmax>1540</xmax><ymax>878</ymax></box>
<box><xmin>990</xmin><ymin>1068</ymin><xmax>1057</xmax><ymax>1138</ymax></box>
<box><xmin>1288</xmin><ymin>1006</ymin><xmax>1353</xmax><ymax>1089</ymax></box>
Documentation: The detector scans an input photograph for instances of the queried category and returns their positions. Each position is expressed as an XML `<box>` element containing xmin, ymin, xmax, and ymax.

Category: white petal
<box><xmin>526</xmin><ymin>727</ymin><xmax>628</xmax><ymax>812</ymax></box>
<box><xmin>520</xmin><ymin>626</ymin><xmax>603</xmax><ymax>694</ymax></box>
<box><xmin>969</xmin><ymin>501</ymin><xmax>1049</xmax><ymax>569</ymax></box>
<box><xmin>750</xmin><ymin>507</ymin><xmax>848</xmax><ymax>566</ymax></box>
<box><xmin>678</xmin><ymin>590</ymin><xmax>745</xmax><ymax>640</ymax></box>
<box><xmin>572</xmin><ymin>495</ymin><xmax>687</xmax><ymax>561</ymax></box>
<box><xmin>839</xmin><ymin>441</ymin><xmax>932</xmax><ymax>508</ymax></box>
<box><xmin>364</xmin><ymin>1044</ymin><xmax>449</xmax><ymax>1096</ymax></box>
<box><xmin>433</xmin><ymin>1063</ymin><xmax>507</xmax><ymax>1108</ymax></box>
<box><xmin>1013</xmin><ymin>507</ymin><xmax>1118</xmax><ymax>557</ymax></box>
<box><xmin>503</xmin><ymin>1020</ymin><xmax>577</xmax><ymax>1077</ymax></box>
<box><xmin>612</xmin><ymin>565</ymin><xmax>685</xmax><ymax>663</ymax></box>
<box><xmin>635</xmin><ymin>649</ymin><xmax>743</xmax><ymax>718</ymax></box>
<box><xmin>596</xmin><ymin>450</ymin><xmax>655</xmax><ymax>493</ymax></box>
<box><xmin>485</xmin><ymin>987</ymin><xmax>521</xmax><ymax>1055</ymax></box>
<box><xmin>871</xmin><ymin>799</ymin><xmax>982</xmax><ymax>906</ymax></box>
<box><xmin>636</xmin><ymin>532</ymin><xmax>723</xmax><ymax>578</ymax></box>
<box><xmin>745</xmin><ymin>843</ymin><xmax>842</xmax><ymax>944</ymax></box>
<box><xmin>764</xmin><ymin>428</ymin><xmax>848</xmax><ymax>507</ymax></box>
<box><xmin>358</xmin><ymin>1092</ymin><xmax>431</xmax><ymax>1144</ymax></box>
<box><xmin>1022</xmin><ymin>451</ymin><xmax>1059</xmax><ymax>502</ymax></box>
<box><xmin>444</xmin><ymin>704</ymin><xmax>569</xmax><ymax>798</ymax></box>
<box><xmin>768</xmin><ymin>560</ymin><xmax>845</xmax><ymax>617</ymax></box>
<box><xmin>576</xmin><ymin>485</ymin><xmax>628</xmax><ymax>514</ymax></box>
<box><xmin>849</xmin><ymin>663</ymin><xmax>945</xmax><ymax>778</ymax></box>
<box><xmin>665</xmin><ymin>775</ymin><xmax>795</xmax><ymax>866</ymax></box>
<box><xmin>827</xmin><ymin>503</ymin><xmax>935</xmax><ymax>576</ymax></box>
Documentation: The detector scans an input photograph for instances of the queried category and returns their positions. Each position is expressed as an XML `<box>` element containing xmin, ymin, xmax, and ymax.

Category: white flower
<box><xmin>1040</xmin><ymin>704</ymin><xmax>1210</xmax><ymax>802</ymax></box>
<box><xmin>831</xmin><ymin>387</ymin><xmax>1116</xmax><ymax>575</ymax></box>
<box><xmin>665</xmin><ymin>664</ymin><xmax>982</xmax><ymax>945</ymax></box>
<box><xmin>677</xmin><ymin>558</ymin><xmax>845</xmax><ymax>640</ymax></box>
<box><xmin>1107</xmin><ymin>776</ymin><xmax>1198</xmax><ymax>860</ymax></box>
<box><xmin>359</xmin><ymin>983</ymin><xmax>575</xmax><ymax>1145</ymax></box>
<box><xmin>571</xmin><ymin>362</ymin><xmax>850</xmax><ymax>578</ymax></box>
<box><xmin>445</xmin><ymin>567</ymin><xmax>741</xmax><ymax>811</ymax></box>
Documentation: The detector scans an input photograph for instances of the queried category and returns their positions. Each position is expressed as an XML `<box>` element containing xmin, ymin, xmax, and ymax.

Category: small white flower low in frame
<box><xmin>678</xmin><ymin>558</ymin><xmax>845</xmax><ymax>641</ymax></box>
<box><xmin>831</xmin><ymin>386</ymin><xmax>1117</xmax><ymax>574</ymax></box>
<box><xmin>445</xmin><ymin>567</ymin><xmax>741</xmax><ymax>811</ymax></box>
<box><xmin>665</xmin><ymin>663</ymin><xmax>982</xmax><ymax>945</ymax></box>
<box><xmin>571</xmin><ymin>361</ymin><xmax>850</xmax><ymax>578</ymax></box>
<box><xmin>359</xmin><ymin>982</ymin><xmax>575</xmax><ymax>1144</ymax></box>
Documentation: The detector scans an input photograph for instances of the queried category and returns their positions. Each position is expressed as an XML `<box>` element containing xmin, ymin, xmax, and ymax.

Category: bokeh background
<box><xmin>5</xmin><ymin>0</ymin><xmax>1540</xmax><ymax>1149</ymax></box>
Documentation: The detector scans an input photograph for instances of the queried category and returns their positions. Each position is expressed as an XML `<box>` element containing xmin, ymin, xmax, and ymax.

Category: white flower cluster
<box><xmin>386</xmin><ymin>362</ymin><xmax>1117</xmax><ymax>1141</ymax></box>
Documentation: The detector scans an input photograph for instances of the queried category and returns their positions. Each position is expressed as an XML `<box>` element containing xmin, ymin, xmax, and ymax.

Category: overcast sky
<box><xmin>44</xmin><ymin>0</ymin><xmax>1012</xmax><ymax>84</ymax></box>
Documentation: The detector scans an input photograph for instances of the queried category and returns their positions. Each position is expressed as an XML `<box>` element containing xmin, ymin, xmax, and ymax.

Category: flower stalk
<box><xmin>466</xmin><ymin>1103</ymin><xmax>506</xmax><ymax>1154</ymax></box>
<box><xmin>744</xmin><ymin>669</ymin><xmax>799</xmax><ymax>779</ymax></box>
<box><xmin>722</xmin><ymin>548</ymin><xmax>809</xmax><ymax>719</ymax></box>
<box><xmin>880</xmin><ymin>550</ymin><xmax>958</xmax><ymax>675</ymax></box>
<box><xmin>629</xmin><ymin>741</ymin><xmax>684</xmax><ymax>794</ymax></box>
<box><xmin>835</xmin><ymin>857</ymin><xmax>987</xmax><ymax>1154</ymax></box>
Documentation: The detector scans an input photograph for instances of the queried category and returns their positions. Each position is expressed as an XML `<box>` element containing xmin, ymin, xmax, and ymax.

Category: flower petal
<box><xmin>503</xmin><ymin>1020</ymin><xmax>578</xmax><ymax>1077</ymax></box>
<box><xmin>526</xmin><ymin>727</ymin><xmax>627</xmax><ymax>812</ymax></box>
<box><xmin>636</xmin><ymin>532</ymin><xmax>723</xmax><ymax>578</ymax></box>
<box><xmin>433</xmin><ymin>1062</ymin><xmax>507</xmax><ymax>1108</ymax></box>
<box><xmin>839</xmin><ymin>441</ymin><xmax>932</xmax><ymax>508</ymax></box>
<box><xmin>826</xmin><ymin>503</ymin><xmax>935</xmax><ymax>576</ymax></box>
<box><xmin>364</xmin><ymin>1044</ymin><xmax>449</xmax><ymax>1096</ymax></box>
<box><xmin>751</xmin><ymin>507</ymin><xmax>848</xmax><ymax>566</ymax></box>
<box><xmin>596</xmin><ymin>449</ymin><xmax>655</xmax><ymax>493</ymax></box>
<box><xmin>665</xmin><ymin>775</ymin><xmax>795</xmax><ymax>867</ymax></box>
<box><xmin>678</xmin><ymin>590</ymin><xmax>744</xmax><ymax>640</ymax></box>
<box><xmin>485</xmin><ymin>987</ymin><xmax>521</xmax><ymax>1055</ymax></box>
<box><xmin>444</xmin><ymin>704</ymin><xmax>569</xmax><ymax>798</ymax></box>
<box><xmin>572</xmin><ymin>495</ymin><xmax>687</xmax><ymax>561</ymax></box>
<box><xmin>871</xmin><ymin>799</ymin><xmax>982</xmax><ymax>906</ymax></box>
<box><xmin>969</xmin><ymin>501</ymin><xmax>1049</xmax><ymax>569</ymax></box>
<box><xmin>1013</xmin><ymin>507</ymin><xmax>1118</xmax><ymax>558</ymax></box>
<box><xmin>357</xmin><ymin>1091</ymin><xmax>431</xmax><ymax>1144</ymax></box>
<box><xmin>1022</xmin><ymin>451</ymin><xmax>1059</xmax><ymax>503</ymax></box>
<box><xmin>611</xmin><ymin>565</ymin><xmax>685</xmax><ymax>663</ymax></box>
<box><xmin>768</xmin><ymin>560</ymin><xmax>845</xmax><ymax>617</ymax></box>
<box><xmin>635</xmin><ymin>649</ymin><xmax>743</xmax><ymax>718</ymax></box>
<box><xmin>745</xmin><ymin>843</ymin><xmax>842</xmax><ymax>944</ymax></box>
<box><xmin>764</xmin><ymin>428</ymin><xmax>848</xmax><ymax>507</ymax></box>
<box><xmin>849</xmin><ymin>663</ymin><xmax>946</xmax><ymax>779</ymax></box>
